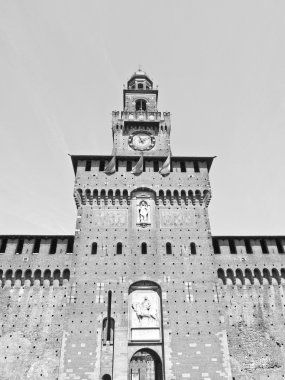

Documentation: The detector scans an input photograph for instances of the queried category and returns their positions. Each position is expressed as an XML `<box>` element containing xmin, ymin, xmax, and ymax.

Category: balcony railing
<box><xmin>121</xmin><ymin>111</ymin><xmax>162</xmax><ymax>122</ymax></box>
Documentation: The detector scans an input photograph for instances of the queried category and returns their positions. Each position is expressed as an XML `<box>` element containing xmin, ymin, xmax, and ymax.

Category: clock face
<box><xmin>129</xmin><ymin>132</ymin><xmax>155</xmax><ymax>151</ymax></box>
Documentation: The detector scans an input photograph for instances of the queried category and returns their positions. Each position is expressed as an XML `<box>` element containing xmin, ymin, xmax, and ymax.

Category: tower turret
<box><xmin>112</xmin><ymin>69</ymin><xmax>171</xmax><ymax>156</ymax></box>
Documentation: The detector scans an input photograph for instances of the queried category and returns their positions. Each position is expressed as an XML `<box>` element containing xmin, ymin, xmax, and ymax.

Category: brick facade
<box><xmin>0</xmin><ymin>70</ymin><xmax>284</xmax><ymax>380</ymax></box>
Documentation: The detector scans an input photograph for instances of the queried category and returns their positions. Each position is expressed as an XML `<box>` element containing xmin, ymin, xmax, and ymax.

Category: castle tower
<box><xmin>65</xmin><ymin>70</ymin><xmax>230</xmax><ymax>379</ymax></box>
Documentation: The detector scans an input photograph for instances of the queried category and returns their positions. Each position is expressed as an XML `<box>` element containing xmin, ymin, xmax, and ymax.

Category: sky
<box><xmin>0</xmin><ymin>1</ymin><xmax>285</xmax><ymax>236</ymax></box>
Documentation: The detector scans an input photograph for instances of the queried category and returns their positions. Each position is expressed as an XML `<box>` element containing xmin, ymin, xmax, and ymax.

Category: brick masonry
<box><xmin>0</xmin><ymin>70</ymin><xmax>285</xmax><ymax>380</ymax></box>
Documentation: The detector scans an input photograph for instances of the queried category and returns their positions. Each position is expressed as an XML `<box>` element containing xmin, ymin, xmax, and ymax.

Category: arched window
<box><xmin>44</xmin><ymin>269</ymin><xmax>51</xmax><ymax>281</ymax></box>
<box><xmin>91</xmin><ymin>242</ymin><xmax>97</xmax><ymax>255</ymax></box>
<box><xmin>24</xmin><ymin>269</ymin><xmax>32</xmax><ymax>281</ymax></box>
<box><xmin>135</xmin><ymin>99</ymin><xmax>146</xmax><ymax>111</ymax></box>
<box><xmin>254</xmin><ymin>268</ymin><xmax>262</xmax><ymax>285</ymax></box>
<box><xmin>217</xmin><ymin>268</ymin><xmax>226</xmax><ymax>285</ymax></box>
<box><xmin>166</xmin><ymin>242</ymin><xmax>172</xmax><ymax>255</ymax></box>
<box><xmin>34</xmin><ymin>269</ymin><xmax>41</xmax><ymax>281</ymax></box>
<box><xmin>53</xmin><ymin>269</ymin><xmax>61</xmax><ymax>281</ymax></box>
<box><xmin>15</xmin><ymin>269</ymin><xmax>22</xmax><ymax>281</ymax></box>
<box><xmin>63</xmin><ymin>268</ymin><xmax>70</xmax><ymax>281</ymax></box>
<box><xmin>141</xmin><ymin>242</ymin><xmax>147</xmax><ymax>254</ymax></box>
<box><xmin>245</xmin><ymin>268</ymin><xmax>253</xmax><ymax>285</ymax></box>
<box><xmin>116</xmin><ymin>242</ymin><xmax>122</xmax><ymax>255</ymax></box>
<box><xmin>226</xmin><ymin>269</ymin><xmax>235</xmax><ymax>285</ymax></box>
<box><xmin>236</xmin><ymin>269</ymin><xmax>244</xmax><ymax>285</ymax></box>
<box><xmin>190</xmin><ymin>242</ymin><xmax>196</xmax><ymax>255</ymax></box>
<box><xmin>5</xmin><ymin>269</ymin><xmax>12</xmax><ymax>281</ymax></box>
<box><xmin>102</xmin><ymin>375</ymin><xmax>111</xmax><ymax>380</ymax></box>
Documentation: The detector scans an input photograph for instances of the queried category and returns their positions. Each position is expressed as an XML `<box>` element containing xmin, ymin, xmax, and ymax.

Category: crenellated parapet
<box><xmin>0</xmin><ymin>267</ymin><xmax>71</xmax><ymax>288</ymax></box>
<box><xmin>212</xmin><ymin>236</ymin><xmax>285</xmax><ymax>255</ymax></box>
<box><xmin>0</xmin><ymin>235</ymin><xmax>74</xmax><ymax>255</ymax></box>
<box><xmin>73</xmin><ymin>188</ymin><xmax>211</xmax><ymax>208</ymax></box>
<box><xmin>216</xmin><ymin>267</ymin><xmax>285</xmax><ymax>286</ymax></box>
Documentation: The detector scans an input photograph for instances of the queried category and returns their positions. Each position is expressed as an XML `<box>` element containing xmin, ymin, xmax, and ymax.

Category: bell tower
<box><xmin>112</xmin><ymin>69</ymin><xmax>171</xmax><ymax>157</ymax></box>
<box><xmin>67</xmin><ymin>69</ymin><xmax>231</xmax><ymax>380</ymax></box>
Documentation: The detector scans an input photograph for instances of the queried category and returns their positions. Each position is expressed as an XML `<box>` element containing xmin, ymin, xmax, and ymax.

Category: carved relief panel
<box><xmin>129</xmin><ymin>282</ymin><xmax>161</xmax><ymax>342</ymax></box>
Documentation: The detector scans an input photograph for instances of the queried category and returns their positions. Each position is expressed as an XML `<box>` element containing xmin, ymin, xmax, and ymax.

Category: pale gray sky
<box><xmin>0</xmin><ymin>1</ymin><xmax>284</xmax><ymax>235</ymax></box>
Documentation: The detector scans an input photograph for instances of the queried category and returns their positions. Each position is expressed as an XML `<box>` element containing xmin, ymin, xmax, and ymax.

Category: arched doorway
<box><xmin>129</xmin><ymin>349</ymin><xmax>162</xmax><ymax>380</ymax></box>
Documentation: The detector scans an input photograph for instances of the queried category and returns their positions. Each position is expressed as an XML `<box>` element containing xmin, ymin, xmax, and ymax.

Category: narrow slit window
<box><xmin>276</xmin><ymin>239</ymin><xmax>285</xmax><ymax>254</ymax></box>
<box><xmin>141</xmin><ymin>242</ymin><xmax>147</xmax><ymax>255</ymax></box>
<box><xmin>193</xmin><ymin>161</ymin><xmax>200</xmax><ymax>173</ymax></box>
<box><xmin>33</xmin><ymin>238</ymin><xmax>41</xmax><ymax>254</ymax></box>
<box><xmin>229</xmin><ymin>239</ymin><xmax>237</xmax><ymax>254</ymax></box>
<box><xmin>212</xmin><ymin>239</ymin><xmax>220</xmax><ymax>254</ymax></box>
<box><xmin>0</xmin><ymin>238</ymin><xmax>8</xmax><ymax>253</ymax></box>
<box><xmin>91</xmin><ymin>242</ymin><xmax>98</xmax><ymax>255</ymax></box>
<box><xmin>85</xmin><ymin>160</ymin><xmax>91</xmax><ymax>171</ymax></box>
<box><xmin>67</xmin><ymin>238</ymin><xmax>74</xmax><ymax>253</ymax></box>
<box><xmin>153</xmin><ymin>161</ymin><xmax>159</xmax><ymax>172</ymax></box>
<box><xmin>166</xmin><ymin>242</ymin><xmax>172</xmax><ymax>255</ymax></box>
<box><xmin>244</xmin><ymin>239</ymin><xmax>253</xmax><ymax>254</ymax></box>
<box><xmin>190</xmin><ymin>242</ymin><xmax>196</xmax><ymax>255</ymax></box>
<box><xmin>99</xmin><ymin>160</ymin><xmax>105</xmax><ymax>171</ymax></box>
<box><xmin>180</xmin><ymin>161</ymin><xmax>186</xmax><ymax>172</ymax></box>
<box><xmin>127</xmin><ymin>161</ymin><xmax>132</xmax><ymax>172</ymax></box>
<box><xmin>16</xmin><ymin>239</ymin><xmax>24</xmax><ymax>254</ymax></box>
<box><xmin>260</xmin><ymin>239</ymin><xmax>269</xmax><ymax>254</ymax></box>
<box><xmin>116</xmin><ymin>242</ymin><xmax>122</xmax><ymax>255</ymax></box>
<box><xmin>49</xmin><ymin>238</ymin><xmax>57</xmax><ymax>254</ymax></box>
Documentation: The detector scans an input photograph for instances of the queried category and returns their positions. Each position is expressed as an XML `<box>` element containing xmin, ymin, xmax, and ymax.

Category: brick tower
<box><xmin>67</xmin><ymin>69</ymin><xmax>231</xmax><ymax>379</ymax></box>
<box><xmin>1</xmin><ymin>69</ymin><xmax>285</xmax><ymax>380</ymax></box>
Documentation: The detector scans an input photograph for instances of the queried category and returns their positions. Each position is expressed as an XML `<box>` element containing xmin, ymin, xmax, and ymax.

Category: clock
<box><xmin>128</xmin><ymin>132</ymin><xmax>155</xmax><ymax>151</ymax></box>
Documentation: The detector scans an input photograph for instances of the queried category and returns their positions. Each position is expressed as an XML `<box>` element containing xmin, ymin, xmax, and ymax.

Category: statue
<box><xmin>137</xmin><ymin>200</ymin><xmax>150</xmax><ymax>225</ymax></box>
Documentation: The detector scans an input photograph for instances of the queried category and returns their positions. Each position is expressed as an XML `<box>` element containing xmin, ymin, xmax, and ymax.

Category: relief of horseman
<box><xmin>132</xmin><ymin>296</ymin><xmax>158</xmax><ymax>324</ymax></box>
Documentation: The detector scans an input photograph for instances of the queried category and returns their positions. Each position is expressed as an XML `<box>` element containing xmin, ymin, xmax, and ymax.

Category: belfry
<box><xmin>0</xmin><ymin>70</ymin><xmax>285</xmax><ymax>379</ymax></box>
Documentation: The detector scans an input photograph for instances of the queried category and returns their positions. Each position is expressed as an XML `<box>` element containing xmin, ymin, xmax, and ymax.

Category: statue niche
<box><xmin>137</xmin><ymin>199</ymin><xmax>150</xmax><ymax>226</ymax></box>
<box><xmin>132</xmin><ymin>189</ymin><xmax>155</xmax><ymax>228</ymax></box>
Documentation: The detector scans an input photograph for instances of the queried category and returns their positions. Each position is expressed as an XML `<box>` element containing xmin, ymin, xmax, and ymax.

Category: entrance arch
<box><xmin>129</xmin><ymin>348</ymin><xmax>162</xmax><ymax>380</ymax></box>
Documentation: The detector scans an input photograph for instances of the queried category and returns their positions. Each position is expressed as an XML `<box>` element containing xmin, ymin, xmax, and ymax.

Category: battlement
<box><xmin>74</xmin><ymin>187</ymin><xmax>211</xmax><ymax>208</ymax></box>
<box><xmin>71</xmin><ymin>155</ymin><xmax>214</xmax><ymax>174</ymax></box>
<box><xmin>0</xmin><ymin>235</ymin><xmax>74</xmax><ymax>290</ymax></box>
<box><xmin>212</xmin><ymin>235</ymin><xmax>285</xmax><ymax>255</ymax></box>
<box><xmin>0</xmin><ymin>235</ymin><xmax>74</xmax><ymax>256</ymax></box>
